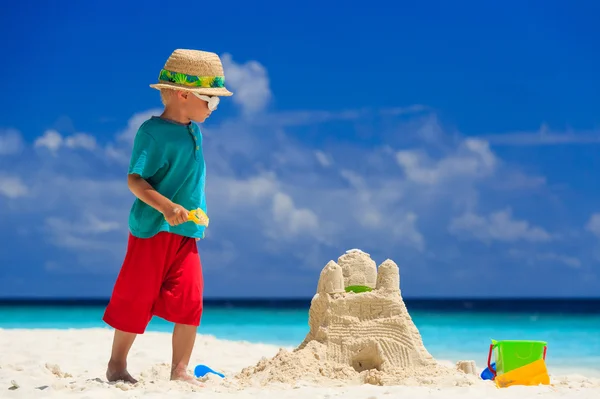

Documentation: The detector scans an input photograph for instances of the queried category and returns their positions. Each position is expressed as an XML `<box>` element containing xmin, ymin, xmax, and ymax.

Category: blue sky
<box><xmin>1</xmin><ymin>0</ymin><xmax>600</xmax><ymax>298</ymax></box>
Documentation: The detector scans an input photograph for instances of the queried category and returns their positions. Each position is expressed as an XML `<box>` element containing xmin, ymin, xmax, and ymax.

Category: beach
<box><xmin>1</xmin><ymin>328</ymin><xmax>600</xmax><ymax>399</ymax></box>
<box><xmin>2</xmin><ymin>251</ymin><xmax>600</xmax><ymax>398</ymax></box>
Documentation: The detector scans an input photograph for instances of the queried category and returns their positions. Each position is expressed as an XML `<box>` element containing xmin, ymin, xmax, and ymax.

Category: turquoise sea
<box><xmin>1</xmin><ymin>299</ymin><xmax>599</xmax><ymax>376</ymax></box>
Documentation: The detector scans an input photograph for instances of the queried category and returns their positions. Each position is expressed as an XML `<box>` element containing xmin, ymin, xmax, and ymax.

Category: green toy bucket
<box><xmin>487</xmin><ymin>339</ymin><xmax>547</xmax><ymax>377</ymax></box>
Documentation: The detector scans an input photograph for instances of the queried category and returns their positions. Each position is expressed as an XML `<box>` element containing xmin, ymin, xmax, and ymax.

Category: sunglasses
<box><xmin>192</xmin><ymin>93</ymin><xmax>220</xmax><ymax>111</ymax></box>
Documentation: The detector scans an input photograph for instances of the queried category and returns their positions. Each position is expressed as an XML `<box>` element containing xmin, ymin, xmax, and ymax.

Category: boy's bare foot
<box><xmin>106</xmin><ymin>360</ymin><xmax>138</xmax><ymax>384</ymax></box>
<box><xmin>171</xmin><ymin>367</ymin><xmax>204</xmax><ymax>387</ymax></box>
<box><xmin>106</xmin><ymin>330</ymin><xmax>138</xmax><ymax>383</ymax></box>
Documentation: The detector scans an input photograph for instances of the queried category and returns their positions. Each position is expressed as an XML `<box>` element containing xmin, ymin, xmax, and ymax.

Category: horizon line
<box><xmin>2</xmin><ymin>296</ymin><xmax>600</xmax><ymax>303</ymax></box>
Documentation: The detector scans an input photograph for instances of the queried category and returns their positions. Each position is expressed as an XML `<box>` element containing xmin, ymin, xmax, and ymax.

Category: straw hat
<box><xmin>150</xmin><ymin>49</ymin><xmax>233</xmax><ymax>96</ymax></box>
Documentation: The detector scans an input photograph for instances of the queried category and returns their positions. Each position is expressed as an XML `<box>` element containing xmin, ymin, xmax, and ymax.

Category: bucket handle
<box><xmin>487</xmin><ymin>344</ymin><xmax>496</xmax><ymax>379</ymax></box>
<box><xmin>487</xmin><ymin>343</ymin><xmax>548</xmax><ymax>380</ymax></box>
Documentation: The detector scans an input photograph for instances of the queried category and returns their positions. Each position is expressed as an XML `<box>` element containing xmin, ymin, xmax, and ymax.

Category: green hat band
<box><xmin>158</xmin><ymin>69</ymin><xmax>225</xmax><ymax>88</ymax></box>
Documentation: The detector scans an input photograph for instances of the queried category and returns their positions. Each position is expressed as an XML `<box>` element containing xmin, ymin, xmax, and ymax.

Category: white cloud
<box><xmin>585</xmin><ymin>213</ymin><xmax>600</xmax><ymax>238</ymax></box>
<box><xmin>46</xmin><ymin>214</ymin><xmax>121</xmax><ymax>236</ymax></box>
<box><xmin>393</xmin><ymin>212</ymin><xmax>425</xmax><ymax>251</ymax></box>
<box><xmin>337</xmin><ymin>168</ymin><xmax>423</xmax><ymax>250</ymax></box>
<box><xmin>34</xmin><ymin>129</ymin><xmax>97</xmax><ymax>153</ymax></box>
<box><xmin>396</xmin><ymin>138</ymin><xmax>496</xmax><ymax>185</ymax></box>
<box><xmin>44</xmin><ymin>214</ymin><xmax>122</xmax><ymax>252</ymax></box>
<box><xmin>35</xmin><ymin>130</ymin><xmax>63</xmax><ymax>152</ymax></box>
<box><xmin>116</xmin><ymin>108</ymin><xmax>162</xmax><ymax>144</ymax></box>
<box><xmin>315</xmin><ymin>151</ymin><xmax>332</xmax><ymax>167</ymax></box>
<box><xmin>545</xmin><ymin>254</ymin><xmax>581</xmax><ymax>268</ymax></box>
<box><xmin>253</xmin><ymin>106</ymin><xmax>427</xmax><ymax>128</ymax></box>
<box><xmin>340</xmin><ymin>169</ymin><xmax>365</xmax><ymax>190</ymax></box>
<box><xmin>481</xmin><ymin>123</ymin><xmax>600</xmax><ymax>146</ymax></box>
<box><xmin>379</xmin><ymin>104</ymin><xmax>429</xmax><ymax>116</ymax></box>
<box><xmin>0</xmin><ymin>175</ymin><xmax>28</xmax><ymax>198</ymax></box>
<box><xmin>508</xmin><ymin>249</ymin><xmax>581</xmax><ymax>269</ymax></box>
<box><xmin>272</xmin><ymin>192</ymin><xmax>319</xmax><ymax>236</ymax></box>
<box><xmin>414</xmin><ymin>114</ymin><xmax>445</xmax><ymax>144</ymax></box>
<box><xmin>223</xmin><ymin>172</ymin><xmax>279</xmax><ymax>203</ymax></box>
<box><xmin>0</xmin><ymin>128</ymin><xmax>24</xmax><ymax>155</ymax></box>
<box><xmin>65</xmin><ymin>133</ymin><xmax>97</xmax><ymax>150</ymax></box>
<box><xmin>105</xmin><ymin>144</ymin><xmax>128</xmax><ymax>164</ymax></box>
<box><xmin>215</xmin><ymin>172</ymin><xmax>320</xmax><ymax>238</ymax></box>
<box><xmin>490</xmin><ymin>171</ymin><xmax>547</xmax><ymax>191</ymax></box>
<box><xmin>221</xmin><ymin>53</ymin><xmax>271</xmax><ymax>115</ymax></box>
<box><xmin>449</xmin><ymin>208</ymin><xmax>552</xmax><ymax>243</ymax></box>
<box><xmin>0</xmin><ymin>168</ymin><xmax>130</xmax><ymax>267</ymax></box>
<box><xmin>255</xmin><ymin>109</ymin><xmax>364</xmax><ymax>127</ymax></box>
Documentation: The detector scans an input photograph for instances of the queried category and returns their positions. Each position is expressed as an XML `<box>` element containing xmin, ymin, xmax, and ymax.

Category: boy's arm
<box><xmin>128</xmin><ymin>174</ymin><xmax>189</xmax><ymax>226</ymax></box>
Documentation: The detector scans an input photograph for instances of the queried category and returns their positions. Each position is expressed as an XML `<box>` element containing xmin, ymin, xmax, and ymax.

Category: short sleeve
<box><xmin>128</xmin><ymin>130</ymin><xmax>164</xmax><ymax>179</ymax></box>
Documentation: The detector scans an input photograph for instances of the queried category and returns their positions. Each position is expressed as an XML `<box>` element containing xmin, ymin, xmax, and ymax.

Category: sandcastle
<box><xmin>298</xmin><ymin>249</ymin><xmax>437</xmax><ymax>373</ymax></box>
<box><xmin>236</xmin><ymin>249</ymin><xmax>475</xmax><ymax>387</ymax></box>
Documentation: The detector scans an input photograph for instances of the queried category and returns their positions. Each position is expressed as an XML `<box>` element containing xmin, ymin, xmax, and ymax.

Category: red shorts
<box><xmin>103</xmin><ymin>232</ymin><xmax>204</xmax><ymax>334</ymax></box>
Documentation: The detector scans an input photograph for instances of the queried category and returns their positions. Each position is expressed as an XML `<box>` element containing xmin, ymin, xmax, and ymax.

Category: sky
<box><xmin>1</xmin><ymin>0</ymin><xmax>600</xmax><ymax>298</ymax></box>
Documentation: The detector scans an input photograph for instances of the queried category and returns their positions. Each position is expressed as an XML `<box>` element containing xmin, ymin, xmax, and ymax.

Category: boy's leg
<box><xmin>153</xmin><ymin>236</ymin><xmax>204</xmax><ymax>383</ymax></box>
<box><xmin>107</xmin><ymin>330</ymin><xmax>138</xmax><ymax>383</ymax></box>
<box><xmin>171</xmin><ymin>324</ymin><xmax>198</xmax><ymax>381</ymax></box>
<box><xmin>103</xmin><ymin>232</ymin><xmax>174</xmax><ymax>382</ymax></box>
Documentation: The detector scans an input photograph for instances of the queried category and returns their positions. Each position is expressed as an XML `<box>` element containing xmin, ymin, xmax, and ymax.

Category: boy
<box><xmin>102</xmin><ymin>49</ymin><xmax>233</xmax><ymax>385</ymax></box>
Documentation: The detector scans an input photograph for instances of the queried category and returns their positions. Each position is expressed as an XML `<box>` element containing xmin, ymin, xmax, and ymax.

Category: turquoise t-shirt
<box><xmin>127</xmin><ymin>116</ymin><xmax>207</xmax><ymax>239</ymax></box>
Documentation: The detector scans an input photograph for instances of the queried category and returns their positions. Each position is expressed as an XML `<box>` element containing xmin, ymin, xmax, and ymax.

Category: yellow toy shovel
<box><xmin>188</xmin><ymin>208</ymin><xmax>209</xmax><ymax>227</ymax></box>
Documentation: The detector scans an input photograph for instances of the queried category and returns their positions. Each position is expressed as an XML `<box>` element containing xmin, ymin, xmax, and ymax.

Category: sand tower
<box><xmin>337</xmin><ymin>249</ymin><xmax>378</xmax><ymax>290</ymax></box>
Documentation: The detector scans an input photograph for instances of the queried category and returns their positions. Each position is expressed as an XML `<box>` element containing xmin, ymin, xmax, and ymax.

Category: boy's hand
<box><xmin>163</xmin><ymin>204</ymin><xmax>189</xmax><ymax>226</ymax></box>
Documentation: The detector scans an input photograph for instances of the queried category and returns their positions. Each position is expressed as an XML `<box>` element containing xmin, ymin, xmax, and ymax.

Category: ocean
<box><xmin>1</xmin><ymin>298</ymin><xmax>599</xmax><ymax>376</ymax></box>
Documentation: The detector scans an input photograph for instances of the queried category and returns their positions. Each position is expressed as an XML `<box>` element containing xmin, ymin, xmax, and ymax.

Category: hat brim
<box><xmin>149</xmin><ymin>82</ymin><xmax>233</xmax><ymax>97</ymax></box>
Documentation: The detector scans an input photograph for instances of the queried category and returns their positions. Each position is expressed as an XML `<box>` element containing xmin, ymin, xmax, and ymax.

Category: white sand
<box><xmin>1</xmin><ymin>328</ymin><xmax>600</xmax><ymax>399</ymax></box>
